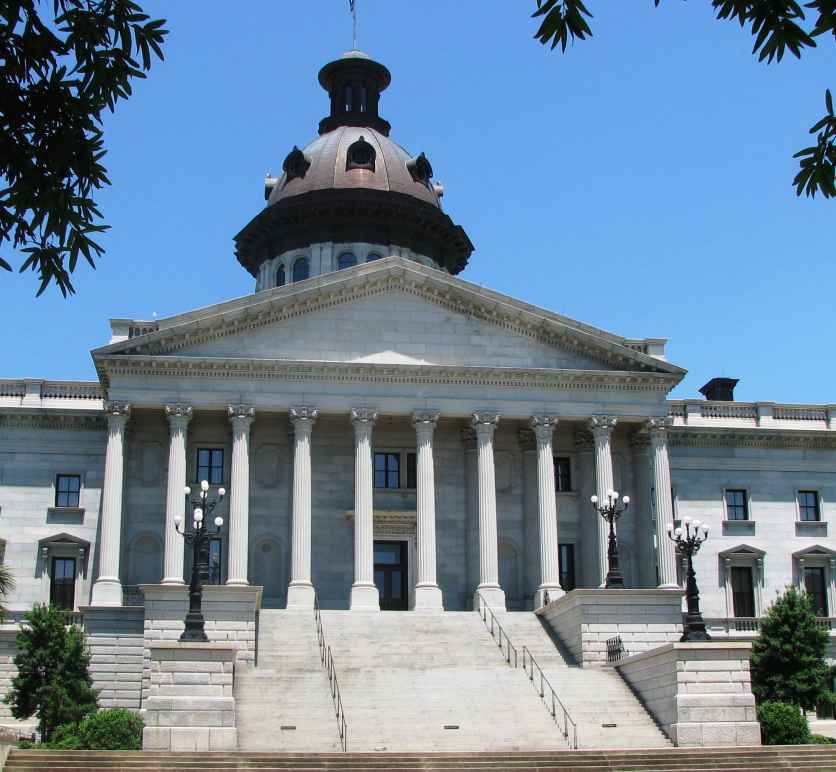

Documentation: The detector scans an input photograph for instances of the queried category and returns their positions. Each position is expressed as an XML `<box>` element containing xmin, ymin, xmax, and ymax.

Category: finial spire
<box><xmin>350</xmin><ymin>0</ymin><xmax>358</xmax><ymax>50</ymax></box>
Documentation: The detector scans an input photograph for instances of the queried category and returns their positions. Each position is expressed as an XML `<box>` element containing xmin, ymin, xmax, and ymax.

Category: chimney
<box><xmin>699</xmin><ymin>377</ymin><xmax>739</xmax><ymax>402</ymax></box>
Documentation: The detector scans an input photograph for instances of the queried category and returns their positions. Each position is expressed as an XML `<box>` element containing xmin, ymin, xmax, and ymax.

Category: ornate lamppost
<box><xmin>667</xmin><ymin>517</ymin><xmax>711</xmax><ymax>642</ymax></box>
<box><xmin>591</xmin><ymin>489</ymin><xmax>630</xmax><ymax>589</ymax></box>
<box><xmin>175</xmin><ymin>480</ymin><xmax>225</xmax><ymax>642</ymax></box>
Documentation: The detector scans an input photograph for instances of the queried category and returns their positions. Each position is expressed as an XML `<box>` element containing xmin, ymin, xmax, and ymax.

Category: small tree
<box><xmin>750</xmin><ymin>586</ymin><xmax>830</xmax><ymax>710</ymax></box>
<box><xmin>4</xmin><ymin>604</ymin><xmax>97</xmax><ymax>740</ymax></box>
<box><xmin>0</xmin><ymin>563</ymin><xmax>16</xmax><ymax>622</ymax></box>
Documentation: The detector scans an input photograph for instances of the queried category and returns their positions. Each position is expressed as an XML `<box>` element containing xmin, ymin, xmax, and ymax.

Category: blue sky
<box><xmin>3</xmin><ymin>1</ymin><xmax>833</xmax><ymax>403</ymax></box>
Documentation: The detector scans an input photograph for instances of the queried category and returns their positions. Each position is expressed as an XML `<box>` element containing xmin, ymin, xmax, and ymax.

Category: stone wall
<box><xmin>0</xmin><ymin>630</ymin><xmax>16</xmax><ymax>720</ymax></box>
<box><xmin>615</xmin><ymin>641</ymin><xmax>760</xmax><ymax>746</ymax></box>
<box><xmin>142</xmin><ymin>642</ymin><xmax>237</xmax><ymax>751</ymax></box>
<box><xmin>82</xmin><ymin>606</ymin><xmax>144</xmax><ymax>710</ymax></box>
<box><xmin>537</xmin><ymin>588</ymin><xmax>684</xmax><ymax>666</ymax></box>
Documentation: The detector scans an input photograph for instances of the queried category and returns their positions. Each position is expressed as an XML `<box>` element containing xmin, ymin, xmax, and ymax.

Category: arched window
<box><xmin>366</xmin><ymin>252</ymin><xmax>383</xmax><ymax>262</ymax></box>
<box><xmin>359</xmin><ymin>85</ymin><xmax>368</xmax><ymax>113</ymax></box>
<box><xmin>275</xmin><ymin>265</ymin><xmax>286</xmax><ymax>288</ymax></box>
<box><xmin>292</xmin><ymin>257</ymin><xmax>310</xmax><ymax>283</ymax></box>
<box><xmin>344</xmin><ymin>84</ymin><xmax>353</xmax><ymax>112</ymax></box>
<box><xmin>337</xmin><ymin>252</ymin><xmax>357</xmax><ymax>270</ymax></box>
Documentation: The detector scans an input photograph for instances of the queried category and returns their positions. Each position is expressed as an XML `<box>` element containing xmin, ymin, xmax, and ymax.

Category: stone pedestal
<box><xmin>142</xmin><ymin>642</ymin><xmax>237</xmax><ymax>752</ymax></box>
<box><xmin>615</xmin><ymin>641</ymin><xmax>761</xmax><ymax>747</ymax></box>
<box><xmin>537</xmin><ymin>588</ymin><xmax>684</xmax><ymax>667</ymax></box>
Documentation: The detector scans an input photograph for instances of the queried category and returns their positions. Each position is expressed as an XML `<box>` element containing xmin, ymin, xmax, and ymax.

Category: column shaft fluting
<box><xmin>350</xmin><ymin>409</ymin><xmax>379</xmax><ymax>610</ymax></box>
<box><xmin>162</xmin><ymin>405</ymin><xmax>192</xmax><ymax>584</ymax></box>
<box><xmin>589</xmin><ymin>416</ymin><xmax>617</xmax><ymax>588</ymax></box>
<box><xmin>473</xmin><ymin>413</ymin><xmax>505</xmax><ymax>611</ymax></box>
<box><xmin>649</xmin><ymin>418</ymin><xmax>678</xmax><ymax>588</ymax></box>
<box><xmin>532</xmin><ymin>415</ymin><xmax>562</xmax><ymax>604</ymax></box>
<box><xmin>288</xmin><ymin>407</ymin><xmax>318</xmax><ymax>607</ymax></box>
<box><xmin>414</xmin><ymin>411</ymin><xmax>443</xmax><ymax>610</ymax></box>
<box><xmin>91</xmin><ymin>403</ymin><xmax>131</xmax><ymax>606</ymax></box>
<box><xmin>227</xmin><ymin>406</ymin><xmax>254</xmax><ymax>586</ymax></box>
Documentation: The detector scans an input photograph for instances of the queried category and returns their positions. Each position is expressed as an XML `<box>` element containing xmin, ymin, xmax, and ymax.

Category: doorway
<box><xmin>374</xmin><ymin>540</ymin><xmax>408</xmax><ymax>610</ymax></box>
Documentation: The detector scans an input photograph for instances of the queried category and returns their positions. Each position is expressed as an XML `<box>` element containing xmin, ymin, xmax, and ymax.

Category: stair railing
<box><xmin>313</xmin><ymin>595</ymin><xmax>348</xmax><ymax>752</ymax></box>
<box><xmin>522</xmin><ymin>645</ymin><xmax>578</xmax><ymax>749</ymax></box>
<box><xmin>474</xmin><ymin>592</ymin><xmax>518</xmax><ymax>668</ymax></box>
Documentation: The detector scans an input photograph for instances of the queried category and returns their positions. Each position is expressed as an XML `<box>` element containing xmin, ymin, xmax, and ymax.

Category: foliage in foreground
<box><xmin>3</xmin><ymin>604</ymin><xmax>97</xmax><ymax>740</ymax></box>
<box><xmin>757</xmin><ymin>700</ymin><xmax>811</xmax><ymax>745</ymax></box>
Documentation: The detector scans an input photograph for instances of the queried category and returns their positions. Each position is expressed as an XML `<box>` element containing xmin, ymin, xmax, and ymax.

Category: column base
<box><xmin>658</xmin><ymin>582</ymin><xmax>680</xmax><ymax>590</ymax></box>
<box><xmin>414</xmin><ymin>584</ymin><xmax>444</xmax><ymax>612</ymax></box>
<box><xmin>475</xmin><ymin>585</ymin><xmax>506</xmax><ymax>612</ymax></box>
<box><xmin>286</xmin><ymin>582</ymin><xmax>316</xmax><ymax>609</ymax></box>
<box><xmin>225</xmin><ymin>579</ymin><xmax>250</xmax><ymax>587</ymax></box>
<box><xmin>90</xmin><ymin>578</ymin><xmax>123</xmax><ymax>607</ymax></box>
<box><xmin>160</xmin><ymin>577</ymin><xmax>186</xmax><ymax>586</ymax></box>
<box><xmin>535</xmin><ymin>585</ymin><xmax>564</xmax><ymax>608</ymax></box>
<box><xmin>350</xmin><ymin>583</ymin><xmax>380</xmax><ymax>611</ymax></box>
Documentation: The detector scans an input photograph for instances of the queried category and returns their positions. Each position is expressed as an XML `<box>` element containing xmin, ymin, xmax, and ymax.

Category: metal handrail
<box><xmin>522</xmin><ymin>645</ymin><xmax>578</xmax><ymax>749</ymax></box>
<box><xmin>314</xmin><ymin>595</ymin><xmax>348</xmax><ymax>751</ymax></box>
<box><xmin>474</xmin><ymin>592</ymin><xmax>518</xmax><ymax>668</ymax></box>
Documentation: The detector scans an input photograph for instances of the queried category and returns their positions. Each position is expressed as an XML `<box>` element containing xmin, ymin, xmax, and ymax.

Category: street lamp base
<box><xmin>681</xmin><ymin>615</ymin><xmax>711</xmax><ymax>642</ymax></box>
<box><xmin>604</xmin><ymin>573</ymin><xmax>625</xmax><ymax>589</ymax></box>
<box><xmin>180</xmin><ymin>611</ymin><xmax>209</xmax><ymax>642</ymax></box>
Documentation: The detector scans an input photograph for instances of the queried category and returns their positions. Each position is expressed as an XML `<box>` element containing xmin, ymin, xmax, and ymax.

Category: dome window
<box><xmin>337</xmin><ymin>252</ymin><xmax>358</xmax><ymax>270</ymax></box>
<box><xmin>282</xmin><ymin>146</ymin><xmax>311</xmax><ymax>182</ymax></box>
<box><xmin>346</xmin><ymin>136</ymin><xmax>375</xmax><ymax>172</ymax></box>
<box><xmin>406</xmin><ymin>152</ymin><xmax>433</xmax><ymax>185</ymax></box>
<box><xmin>292</xmin><ymin>257</ymin><xmax>310</xmax><ymax>283</ymax></box>
<box><xmin>275</xmin><ymin>265</ymin><xmax>286</xmax><ymax>288</ymax></box>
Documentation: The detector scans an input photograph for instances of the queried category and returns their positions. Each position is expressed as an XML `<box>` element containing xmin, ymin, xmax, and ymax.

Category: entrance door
<box><xmin>50</xmin><ymin>557</ymin><xmax>76</xmax><ymax>610</ymax></box>
<box><xmin>374</xmin><ymin>540</ymin><xmax>408</xmax><ymax>610</ymax></box>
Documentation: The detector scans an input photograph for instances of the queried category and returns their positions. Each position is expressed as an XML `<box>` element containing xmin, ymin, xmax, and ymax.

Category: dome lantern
<box><xmin>318</xmin><ymin>50</ymin><xmax>392</xmax><ymax>136</ymax></box>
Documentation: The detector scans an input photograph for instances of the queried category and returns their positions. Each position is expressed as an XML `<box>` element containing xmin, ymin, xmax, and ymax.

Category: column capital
<box><xmin>290</xmin><ymin>406</ymin><xmax>319</xmax><ymax>431</ymax></box>
<box><xmin>104</xmin><ymin>401</ymin><xmax>131</xmax><ymax>427</ymax></box>
<box><xmin>412</xmin><ymin>410</ymin><xmax>440</xmax><ymax>434</ymax></box>
<box><xmin>228</xmin><ymin>405</ymin><xmax>255</xmax><ymax>429</ymax></box>
<box><xmin>164</xmin><ymin>403</ymin><xmax>193</xmax><ymax>427</ymax></box>
<box><xmin>646</xmin><ymin>416</ymin><xmax>674</xmax><ymax>444</ymax></box>
<box><xmin>530</xmin><ymin>414</ymin><xmax>558</xmax><ymax>443</ymax></box>
<box><xmin>351</xmin><ymin>408</ymin><xmax>378</xmax><ymax>428</ymax></box>
<box><xmin>472</xmin><ymin>412</ymin><xmax>500</xmax><ymax>438</ymax></box>
<box><xmin>588</xmin><ymin>415</ymin><xmax>617</xmax><ymax>440</ymax></box>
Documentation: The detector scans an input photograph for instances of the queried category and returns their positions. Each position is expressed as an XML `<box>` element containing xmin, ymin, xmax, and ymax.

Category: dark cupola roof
<box><xmin>234</xmin><ymin>51</ymin><xmax>473</xmax><ymax>278</ymax></box>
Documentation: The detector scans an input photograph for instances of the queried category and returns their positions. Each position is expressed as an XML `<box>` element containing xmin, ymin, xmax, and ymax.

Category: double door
<box><xmin>373</xmin><ymin>540</ymin><xmax>408</xmax><ymax>611</ymax></box>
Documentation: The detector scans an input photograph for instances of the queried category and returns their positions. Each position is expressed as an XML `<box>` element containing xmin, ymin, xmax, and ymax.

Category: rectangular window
<box><xmin>559</xmin><ymin>543</ymin><xmax>576</xmax><ymax>592</ymax></box>
<box><xmin>196</xmin><ymin>449</ymin><xmax>224</xmax><ymax>485</ymax></box>
<box><xmin>554</xmin><ymin>457</ymin><xmax>572</xmax><ymax>493</ymax></box>
<box><xmin>799</xmin><ymin>491</ymin><xmax>821</xmax><ymax>522</ymax></box>
<box><xmin>805</xmin><ymin>566</ymin><xmax>828</xmax><ymax>616</ymax></box>
<box><xmin>731</xmin><ymin>566</ymin><xmax>755</xmax><ymax>617</ymax></box>
<box><xmin>725</xmin><ymin>489</ymin><xmax>749</xmax><ymax>521</ymax></box>
<box><xmin>405</xmin><ymin>453</ymin><xmax>417</xmax><ymax>489</ymax></box>
<box><xmin>55</xmin><ymin>474</ymin><xmax>81</xmax><ymax>508</ymax></box>
<box><xmin>207</xmin><ymin>539</ymin><xmax>223</xmax><ymax>586</ymax></box>
<box><xmin>374</xmin><ymin>452</ymin><xmax>400</xmax><ymax>489</ymax></box>
<box><xmin>50</xmin><ymin>557</ymin><xmax>76</xmax><ymax>610</ymax></box>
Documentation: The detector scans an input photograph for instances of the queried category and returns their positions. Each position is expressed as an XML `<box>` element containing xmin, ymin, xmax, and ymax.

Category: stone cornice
<box><xmin>91</xmin><ymin>259</ymin><xmax>683</xmax><ymax>382</ymax></box>
<box><xmin>92</xmin><ymin>355</ymin><xmax>679</xmax><ymax>394</ymax></box>
<box><xmin>0</xmin><ymin>413</ymin><xmax>106</xmax><ymax>432</ymax></box>
<box><xmin>669</xmin><ymin>428</ymin><xmax>836</xmax><ymax>450</ymax></box>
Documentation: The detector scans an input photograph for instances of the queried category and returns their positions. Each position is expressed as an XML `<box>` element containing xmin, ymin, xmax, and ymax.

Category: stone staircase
<box><xmin>7</xmin><ymin>747</ymin><xmax>836</xmax><ymax>770</ymax></box>
<box><xmin>497</xmin><ymin>611</ymin><xmax>672</xmax><ymax>749</ymax></box>
<box><xmin>319</xmin><ymin>610</ymin><xmax>565</xmax><ymax>752</ymax></box>
<box><xmin>234</xmin><ymin>609</ymin><xmax>341</xmax><ymax>751</ymax></box>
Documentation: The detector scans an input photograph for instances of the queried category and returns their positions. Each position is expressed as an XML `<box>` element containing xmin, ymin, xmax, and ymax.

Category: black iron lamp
<box><xmin>667</xmin><ymin>517</ymin><xmax>711</xmax><ymax>642</ymax></box>
<box><xmin>175</xmin><ymin>480</ymin><xmax>225</xmax><ymax>642</ymax></box>
<box><xmin>591</xmin><ymin>489</ymin><xmax>630</xmax><ymax>589</ymax></box>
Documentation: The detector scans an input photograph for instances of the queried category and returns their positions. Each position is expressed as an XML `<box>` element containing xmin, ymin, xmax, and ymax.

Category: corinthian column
<box><xmin>532</xmin><ymin>415</ymin><xmax>562</xmax><ymax>606</ymax></box>
<box><xmin>413</xmin><ymin>411</ymin><xmax>443</xmax><ymax>611</ymax></box>
<box><xmin>91</xmin><ymin>402</ymin><xmax>131</xmax><ymax>606</ymax></box>
<box><xmin>648</xmin><ymin>417</ymin><xmax>678</xmax><ymax>588</ymax></box>
<box><xmin>589</xmin><ymin>416</ymin><xmax>617</xmax><ymax>588</ymax></box>
<box><xmin>227</xmin><ymin>405</ymin><xmax>254</xmax><ymax>586</ymax></box>
<box><xmin>287</xmin><ymin>406</ymin><xmax>318</xmax><ymax>608</ymax></box>
<box><xmin>350</xmin><ymin>409</ymin><xmax>379</xmax><ymax>611</ymax></box>
<box><xmin>162</xmin><ymin>404</ymin><xmax>192</xmax><ymax>584</ymax></box>
<box><xmin>472</xmin><ymin>412</ymin><xmax>506</xmax><ymax>611</ymax></box>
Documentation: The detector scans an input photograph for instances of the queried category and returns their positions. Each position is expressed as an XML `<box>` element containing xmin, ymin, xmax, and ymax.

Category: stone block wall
<box><xmin>82</xmin><ymin>606</ymin><xmax>144</xmax><ymax>710</ymax></box>
<box><xmin>142</xmin><ymin>642</ymin><xmax>237</xmax><ymax>751</ymax></box>
<box><xmin>0</xmin><ymin>630</ymin><xmax>17</xmax><ymax>719</ymax></box>
<box><xmin>615</xmin><ymin>641</ymin><xmax>761</xmax><ymax>746</ymax></box>
<box><xmin>537</xmin><ymin>588</ymin><xmax>684</xmax><ymax>666</ymax></box>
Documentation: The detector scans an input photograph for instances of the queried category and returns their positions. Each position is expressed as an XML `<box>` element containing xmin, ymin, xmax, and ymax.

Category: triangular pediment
<box><xmin>92</xmin><ymin>258</ymin><xmax>685</xmax><ymax>379</ymax></box>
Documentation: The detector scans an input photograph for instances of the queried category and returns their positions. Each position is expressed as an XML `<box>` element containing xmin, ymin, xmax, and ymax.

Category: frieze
<box><xmin>0</xmin><ymin>413</ymin><xmax>106</xmax><ymax>432</ymax></box>
<box><xmin>669</xmin><ymin>429</ymin><xmax>836</xmax><ymax>451</ymax></box>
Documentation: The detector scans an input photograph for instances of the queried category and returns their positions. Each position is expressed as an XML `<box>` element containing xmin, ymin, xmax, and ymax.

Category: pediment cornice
<box><xmin>91</xmin><ymin>259</ymin><xmax>684</xmax><ymax>383</ymax></box>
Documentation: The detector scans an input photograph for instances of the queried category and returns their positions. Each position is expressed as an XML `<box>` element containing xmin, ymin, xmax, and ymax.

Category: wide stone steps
<box><xmin>496</xmin><ymin>611</ymin><xmax>671</xmax><ymax>749</ymax></box>
<box><xmin>6</xmin><ymin>746</ymin><xmax>836</xmax><ymax>771</ymax></box>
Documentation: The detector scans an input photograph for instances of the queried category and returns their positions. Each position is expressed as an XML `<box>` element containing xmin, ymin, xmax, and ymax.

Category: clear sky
<box><xmin>2</xmin><ymin>1</ymin><xmax>833</xmax><ymax>403</ymax></box>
